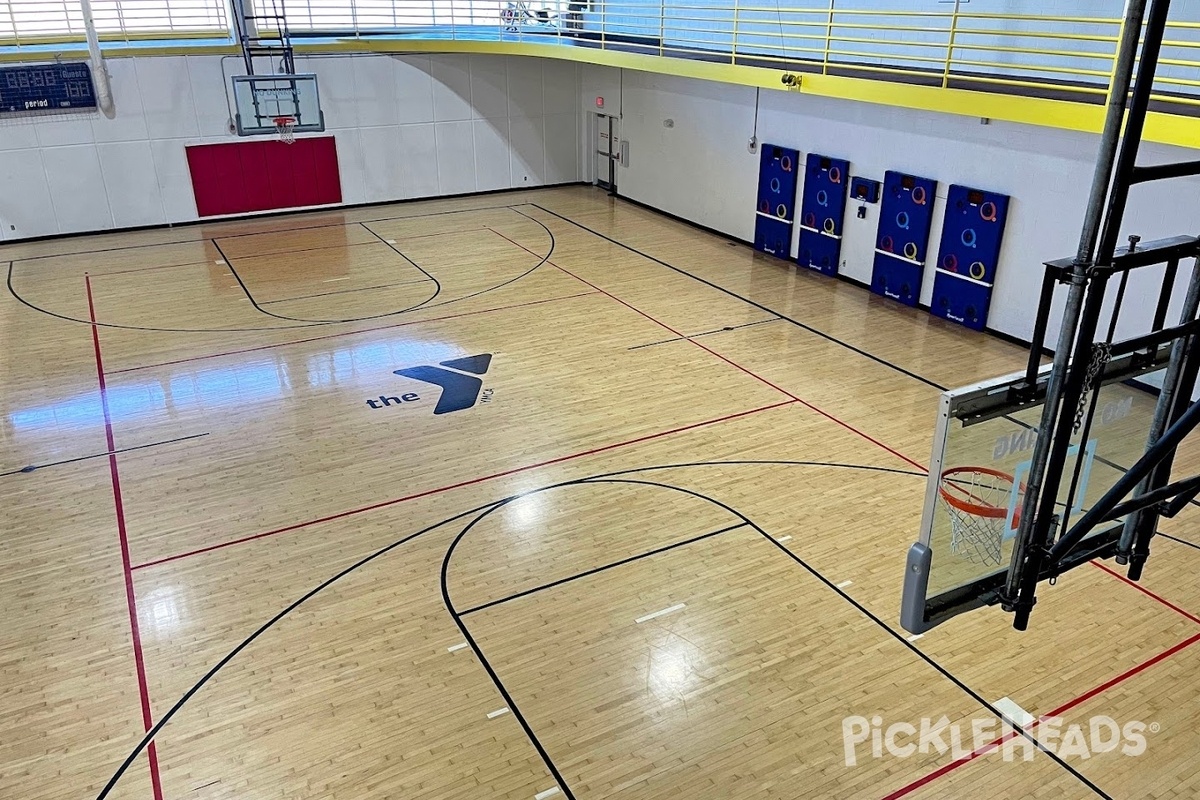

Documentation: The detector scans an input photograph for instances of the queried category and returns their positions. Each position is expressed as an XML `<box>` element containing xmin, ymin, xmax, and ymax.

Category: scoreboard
<box><xmin>0</xmin><ymin>63</ymin><xmax>97</xmax><ymax>115</ymax></box>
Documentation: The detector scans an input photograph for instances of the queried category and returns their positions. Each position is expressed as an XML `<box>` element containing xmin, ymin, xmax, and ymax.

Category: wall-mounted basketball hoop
<box><xmin>232</xmin><ymin>74</ymin><xmax>324</xmax><ymax>140</ymax></box>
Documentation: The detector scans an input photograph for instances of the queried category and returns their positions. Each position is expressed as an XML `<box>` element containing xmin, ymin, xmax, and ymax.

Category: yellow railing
<box><xmin>479</xmin><ymin>2</ymin><xmax>1200</xmax><ymax>108</ymax></box>
<box><xmin>4</xmin><ymin>2</ymin><xmax>1200</xmax><ymax>112</ymax></box>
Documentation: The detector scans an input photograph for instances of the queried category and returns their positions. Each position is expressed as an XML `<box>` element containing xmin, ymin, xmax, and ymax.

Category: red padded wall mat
<box><xmin>186</xmin><ymin>136</ymin><xmax>341</xmax><ymax>217</ymax></box>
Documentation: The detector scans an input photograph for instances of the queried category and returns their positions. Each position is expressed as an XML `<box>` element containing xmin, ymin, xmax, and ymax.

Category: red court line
<box><xmin>880</xmin><ymin>629</ymin><xmax>1200</xmax><ymax>799</ymax></box>
<box><xmin>131</xmin><ymin>399</ymin><xmax>797</xmax><ymax>571</ymax></box>
<box><xmin>86</xmin><ymin>275</ymin><xmax>165</xmax><ymax>800</ymax></box>
<box><xmin>1090</xmin><ymin>560</ymin><xmax>1200</xmax><ymax>625</ymax></box>
<box><xmin>487</xmin><ymin>226</ymin><xmax>926</xmax><ymax>473</ymax></box>
<box><xmin>108</xmin><ymin>291</ymin><xmax>599</xmax><ymax>375</ymax></box>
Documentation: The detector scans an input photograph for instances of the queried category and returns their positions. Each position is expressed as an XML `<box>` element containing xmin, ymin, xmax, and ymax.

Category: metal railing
<box><xmin>4</xmin><ymin>1</ymin><xmax>1200</xmax><ymax>111</ymax></box>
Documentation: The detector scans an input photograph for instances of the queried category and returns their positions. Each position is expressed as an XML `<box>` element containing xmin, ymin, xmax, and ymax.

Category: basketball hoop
<box><xmin>273</xmin><ymin>115</ymin><xmax>296</xmax><ymax>144</ymax></box>
<box><xmin>938</xmin><ymin>466</ymin><xmax>1020</xmax><ymax>566</ymax></box>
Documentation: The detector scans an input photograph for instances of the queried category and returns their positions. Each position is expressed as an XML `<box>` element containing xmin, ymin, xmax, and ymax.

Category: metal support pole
<box><xmin>1128</xmin><ymin>333</ymin><xmax>1200</xmax><ymax>578</ymax></box>
<box><xmin>1052</xmin><ymin>397</ymin><xmax>1200</xmax><ymax>561</ymax></box>
<box><xmin>1001</xmin><ymin>0</ymin><xmax>1149</xmax><ymax>621</ymax></box>
<box><xmin>1118</xmin><ymin>257</ymin><xmax>1200</xmax><ymax>565</ymax></box>
<box><xmin>1021</xmin><ymin>267</ymin><xmax>1057</xmax><ymax>388</ymax></box>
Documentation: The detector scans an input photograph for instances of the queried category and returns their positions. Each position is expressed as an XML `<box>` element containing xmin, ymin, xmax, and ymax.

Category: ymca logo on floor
<box><xmin>366</xmin><ymin>354</ymin><xmax>494</xmax><ymax>415</ymax></box>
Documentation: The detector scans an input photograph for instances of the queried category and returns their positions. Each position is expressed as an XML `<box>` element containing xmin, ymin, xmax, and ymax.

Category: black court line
<box><xmin>210</xmin><ymin>238</ymin><xmax>394</xmax><ymax>262</ymax></box>
<box><xmin>7</xmin><ymin>205</ymin><xmax>553</xmax><ymax>334</ymax></box>
<box><xmin>527</xmin><ymin>202</ymin><xmax>941</xmax><ymax>391</ymax></box>
<box><xmin>0</xmin><ymin>432</ymin><xmax>210</xmax><ymax>478</ymax></box>
<box><xmin>6</xmin><ymin>199</ymin><xmax>535</xmax><ymax>264</ymax></box>
<box><xmin>572</xmin><ymin>476</ymin><xmax>1113</xmax><ymax>800</ymax></box>
<box><xmin>258</xmin><ymin>276</ymin><xmax>436</xmax><ymax>306</ymax></box>
<box><xmin>458</xmin><ymin>521</ymin><xmax>749</xmax><ymax>615</ymax></box>
<box><xmin>91</xmin><ymin>459</ymin><xmax>1125</xmax><ymax>800</ymax></box>
<box><xmin>525</xmin><ymin>201</ymin><xmax>1192</xmax><ymax>503</ymax></box>
<box><xmin>214</xmin><ymin>227</ymin><xmax>497</xmax><ymax>262</ymax></box>
<box><xmin>627</xmin><ymin>317</ymin><xmax>782</xmax><ymax>350</ymax></box>
<box><xmin>90</xmin><ymin>459</ymin><xmax>922</xmax><ymax>799</ymax></box>
<box><xmin>1159</xmin><ymin>532</ymin><xmax>1200</xmax><ymax>551</ymax></box>
<box><xmin>213</xmin><ymin>234</ymin><xmax>443</xmax><ymax>325</ymax></box>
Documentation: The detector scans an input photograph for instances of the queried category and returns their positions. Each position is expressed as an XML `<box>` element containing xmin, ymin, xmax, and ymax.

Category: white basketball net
<box><xmin>274</xmin><ymin>116</ymin><xmax>296</xmax><ymax>144</ymax></box>
<box><xmin>940</xmin><ymin>468</ymin><xmax>1015</xmax><ymax>566</ymax></box>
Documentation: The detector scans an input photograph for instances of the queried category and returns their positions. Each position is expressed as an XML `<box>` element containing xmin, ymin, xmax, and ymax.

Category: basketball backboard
<box><xmin>900</xmin><ymin>343</ymin><xmax>1172</xmax><ymax>634</ymax></box>
<box><xmin>232</xmin><ymin>73</ymin><xmax>324</xmax><ymax>137</ymax></box>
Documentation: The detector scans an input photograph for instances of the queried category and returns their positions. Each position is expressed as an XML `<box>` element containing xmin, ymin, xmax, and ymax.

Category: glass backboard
<box><xmin>232</xmin><ymin>74</ymin><xmax>324</xmax><ymax>136</ymax></box>
<box><xmin>901</xmin><ymin>344</ymin><xmax>1171</xmax><ymax>633</ymax></box>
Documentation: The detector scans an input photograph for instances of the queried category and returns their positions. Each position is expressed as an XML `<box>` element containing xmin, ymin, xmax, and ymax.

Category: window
<box><xmin>1</xmin><ymin>0</ymin><xmax>229</xmax><ymax>42</ymax></box>
<box><xmin>274</xmin><ymin>0</ymin><xmax>509</xmax><ymax>32</ymax></box>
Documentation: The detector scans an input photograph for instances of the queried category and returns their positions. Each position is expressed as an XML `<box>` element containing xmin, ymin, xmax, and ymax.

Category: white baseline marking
<box><xmin>447</xmin><ymin>642</ymin><xmax>468</xmax><ymax>653</ymax></box>
<box><xmin>322</xmin><ymin>276</ymin><xmax>351</xmax><ymax>283</ymax></box>
<box><xmin>534</xmin><ymin>789</ymin><xmax>561</xmax><ymax>800</ymax></box>
<box><xmin>907</xmin><ymin>633</ymin><xmax>924</xmax><ymax>642</ymax></box>
<box><xmin>836</xmin><ymin>580</ymin><xmax>853</xmax><ymax>588</ymax></box>
<box><xmin>385</xmin><ymin>239</ymin><xmax>397</xmax><ymax>244</ymax></box>
<box><xmin>486</xmin><ymin>707</ymin><xmax>510</xmax><ymax>719</ymax></box>
<box><xmin>994</xmin><ymin>696</ymin><xmax>1035</xmax><ymax>728</ymax></box>
<box><xmin>635</xmin><ymin>603</ymin><xmax>686</xmax><ymax>624</ymax></box>
<box><xmin>214</xmin><ymin>259</ymin><xmax>226</xmax><ymax>265</ymax></box>
<box><xmin>777</xmin><ymin>535</ymin><xmax>793</xmax><ymax>543</ymax></box>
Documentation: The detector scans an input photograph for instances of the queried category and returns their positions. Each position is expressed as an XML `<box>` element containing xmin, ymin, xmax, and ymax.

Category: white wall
<box><xmin>0</xmin><ymin>53</ymin><xmax>581</xmax><ymax>240</ymax></box>
<box><xmin>590</xmin><ymin>65</ymin><xmax>1200</xmax><ymax>348</ymax></box>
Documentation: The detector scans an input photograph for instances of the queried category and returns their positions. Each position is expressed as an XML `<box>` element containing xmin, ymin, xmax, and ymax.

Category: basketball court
<box><xmin>3</xmin><ymin>184</ymin><xmax>1199</xmax><ymax>799</ymax></box>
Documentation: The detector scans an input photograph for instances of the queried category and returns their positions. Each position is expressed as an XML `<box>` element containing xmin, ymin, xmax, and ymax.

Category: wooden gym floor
<box><xmin>3</xmin><ymin>185</ymin><xmax>1199</xmax><ymax>800</ymax></box>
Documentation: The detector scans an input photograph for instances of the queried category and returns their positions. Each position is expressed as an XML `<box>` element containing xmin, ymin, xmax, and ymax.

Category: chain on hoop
<box><xmin>1073</xmin><ymin>342</ymin><xmax>1112</xmax><ymax>433</ymax></box>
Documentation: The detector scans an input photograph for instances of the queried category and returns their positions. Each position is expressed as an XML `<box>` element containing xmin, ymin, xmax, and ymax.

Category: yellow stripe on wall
<box><xmin>1</xmin><ymin>35</ymin><xmax>1196</xmax><ymax>149</ymax></box>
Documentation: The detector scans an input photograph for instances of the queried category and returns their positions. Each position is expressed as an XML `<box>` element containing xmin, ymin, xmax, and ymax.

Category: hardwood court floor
<box><xmin>3</xmin><ymin>185</ymin><xmax>1199</xmax><ymax>800</ymax></box>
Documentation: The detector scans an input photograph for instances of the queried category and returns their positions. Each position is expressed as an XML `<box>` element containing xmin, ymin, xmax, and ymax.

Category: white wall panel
<box><xmin>5</xmin><ymin>53</ymin><xmax>579</xmax><ymax>239</ymax></box>
<box><xmin>352</xmin><ymin>56</ymin><xmax>401</xmax><ymax>129</ymax></box>
<box><xmin>507</xmin><ymin>56</ymin><xmax>543</xmax><ymax>118</ymax></box>
<box><xmin>509</xmin><ymin>115</ymin><xmax>546</xmax><ymax>187</ymax></box>
<box><xmin>42</xmin><ymin>145</ymin><xmax>112</xmax><ymax>233</ymax></box>
<box><xmin>0</xmin><ymin>150</ymin><xmax>58</xmax><ymax>239</ymax></box>
<box><xmin>91</xmin><ymin>59</ymin><xmax>150</xmax><ymax>144</ymax></box>
<box><xmin>394</xmin><ymin>56</ymin><xmax>436</xmax><ymax>125</ymax></box>
<box><xmin>305</xmin><ymin>57</ymin><xmax>359</xmax><ymax>131</ymax></box>
<box><xmin>473</xmin><ymin>119</ymin><xmax>512</xmax><ymax>192</ymax></box>
<box><xmin>545</xmin><ymin>62</ymin><xmax>578</xmax><ymax>115</ymax></box>
<box><xmin>150</xmin><ymin>139</ymin><xmax>198</xmax><ymax>222</ymax></box>
<box><xmin>34</xmin><ymin>113</ymin><xmax>95</xmax><ymax>148</ymax></box>
<box><xmin>0</xmin><ymin>122</ymin><xmax>40</xmax><ymax>152</ymax></box>
<box><xmin>469</xmin><ymin>55</ymin><xmax>510</xmax><ymax>120</ymax></box>
<box><xmin>136</xmin><ymin>56</ymin><xmax>200</xmax><ymax>140</ymax></box>
<box><xmin>358</xmin><ymin>126</ymin><xmax>405</xmax><ymax>202</ymax></box>
<box><xmin>545</xmin><ymin>113</ymin><xmax>580</xmax><ymax>185</ymax></box>
<box><xmin>397</xmin><ymin>123</ymin><xmax>440</xmax><ymax>198</ymax></box>
<box><xmin>330</xmin><ymin>129</ymin><xmax>366</xmax><ymax>204</ymax></box>
<box><xmin>435</xmin><ymin>120</ymin><xmax>477</xmax><ymax>195</ymax></box>
<box><xmin>97</xmin><ymin>141</ymin><xmax>165</xmax><ymax>228</ymax></box>
<box><xmin>431</xmin><ymin>55</ymin><xmax>473</xmax><ymax>122</ymax></box>
<box><xmin>187</xmin><ymin>55</ymin><xmax>232</xmax><ymax>138</ymax></box>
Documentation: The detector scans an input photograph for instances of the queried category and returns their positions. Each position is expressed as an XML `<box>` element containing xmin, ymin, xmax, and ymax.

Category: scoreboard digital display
<box><xmin>0</xmin><ymin>63</ymin><xmax>97</xmax><ymax>115</ymax></box>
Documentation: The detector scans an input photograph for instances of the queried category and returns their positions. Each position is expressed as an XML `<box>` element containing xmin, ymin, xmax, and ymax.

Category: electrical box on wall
<box><xmin>851</xmin><ymin>176</ymin><xmax>880</xmax><ymax>204</ymax></box>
